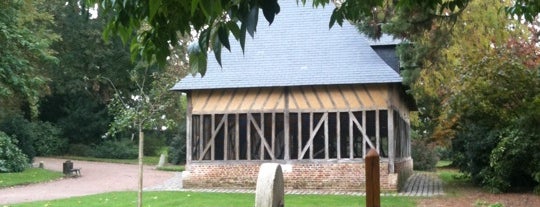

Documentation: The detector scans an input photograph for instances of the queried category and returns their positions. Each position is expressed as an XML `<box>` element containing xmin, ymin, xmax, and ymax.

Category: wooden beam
<box><xmin>247</xmin><ymin>113</ymin><xmax>251</xmax><ymax>160</ymax></box>
<box><xmin>310</xmin><ymin>112</ymin><xmax>314</xmax><ymax>160</ymax></box>
<box><xmin>349</xmin><ymin>111</ymin><xmax>353</xmax><ymax>159</ymax></box>
<box><xmin>271</xmin><ymin>112</ymin><xmax>276</xmax><ymax>160</ymax></box>
<box><xmin>284</xmin><ymin>87</ymin><xmax>290</xmax><ymax>160</ymax></box>
<box><xmin>224</xmin><ymin>115</ymin><xmax>228</xmax><ymax>160</ymax></box>
<box><xmin>388</xmin><ymin>108</ymin><xmax>395</xmax><ymax>173</ymax></box>
<box><xmin>199</xmin><ymin>115</ymin><xmax>204</xmax><ymax>160</ymax></box>
<box><xmin>297</xmin><ymin>112</ymin><xmax>302</xmax><ymax>160</ymax></box>
<box><xmin>337</xmin><ymin>112</ymin><xmax>341</xmax><ymax>159</ymax></box>
<box><xmin>186</xmin><ymin>93</ymin><xmax>193</xmax><ymax>167</ymax></box>
<box><xmin>300</xmin><ymin>113</ymin><xmax>327</xmax><ymax>159</ymax></box>
<box><xmin>211</xmin><ymin>114</ymin><xmax>215</xmax><ymax>160</ymax></box>
<box><xmin>248</xmin><ymin>113</ymin><xmax>276</xmax><ymax>160</ymax></box>
<box><xmin>198</xmin><ymin>115</ymin><xmax>227</xmax><ymax>161</ymax></box>
<box><xmin>324</xmin><ymin>112</ymin><xmax>329</xmax><ymax>160</ymax></box>
<box><xmin>362</xmin><ymin>111</ymin><xmax>366</xmax><ymax>159</ymax></box>
<box><xmin>349</xmin><ymin>111</ymin><xmax>375</xmax><ymax>150</ymax></box>
<box><xmin>235</xmin><ymin>114</ymin><xmax>240</xmax><ymax>160</ymax></box>
<box><xmin>260</xmin><ymin>113</ymin><xmax>264</xmax><ymax>160</ymax></box>
<box><xmin>376</xmin><ymin>110</ymin><xmax>380</xmax><ymax>154</ymax></box>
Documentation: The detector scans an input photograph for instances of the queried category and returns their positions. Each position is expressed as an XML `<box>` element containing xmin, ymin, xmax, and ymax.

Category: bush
<box><xmin>411</xmin><ymin>139</ymin><xmax>438</xmax><ymax>171</ymax></box>
<box><xmin>0</xmin><ymin>131</ymin><xmax>29</xmax><ymax>173</ymax></box>
<box><xmin>0</xmin><ymin>115</ymin><xmax>36</xmax><ymax>161</ymax></box>
<box><xmin>0</xmin><ymin>114</ymin><xmax>67</xmax><ymax>159</ymax></box>
<box><xmin>66</xmin><ymin>144</ymin><xmax>94</xmax><ymax>157</ymax></box>
<box><xmin>92</xmin><ymin>139</ymin><xmax>138</xmax><ymax>159</ymax></box>
<box><xmin>143</xmin><ymin>132</ymin><xmax>166</xmax><ymax>156</ymax></box>
<box><xmin>32</xmin><ymin>122</ymin><xmax>67</xmax><ymax>156</ymax></box>
<box><xmin>168</xmin><ymin>124</ymin><xmax>186</xmax><ymax>165</ymax></box>
<box><xmin>435</xmin><ymin>146</ymin><xmax>452</xmax><ymax>161</ymax></box>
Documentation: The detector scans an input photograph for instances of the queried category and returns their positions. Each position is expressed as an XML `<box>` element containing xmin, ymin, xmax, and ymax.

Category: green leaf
<box><xmin>329</xmin><ymin>9</ymin><xmax>337</xmax><ymax>29</ymax></box>
<box><xmin>213</xmin><ymin>37</ymin><xmax>222</xmax><ymax>67</ymax></box>
<box><xmin>198</xmin><ymin>28</ymin><xmax>210</xmax><ymax>51</ymax></box>
<box><xmin>197</xmin><ymin>52</ymin><xmax>208</xmax><ymax>76</ymax></box>
<box><xmin>260</xmin><ymin>0</ymin><xmax>280</xmax><ymax>25</ymax></box>
<box><xmin>227</xmin><ymin>21</ymin><xmax>241</xmax><ymax>41</ymax></box>
<box><xmin>149</xmin><ymin>0</ymin><xmax>160</xmax><ymax>21</ymax></box>
<box><xmin>188</xmin><ymin>42</ymin><xmax>208</xmax><ymax>76</ymax></box>
<box><xmin>246</xmin><ymin>6</ymin><xmax>258</xmax><ymax>37</ymax></box>
<box><xmin>190</xmin><ymin>0</ymin><xmax>200</xmax><ymax>17</ymax></box>
<box><xmin>218</xmin><ymin>26</ymin><xmax>231</xmax><ymax>51</ymax></box>
<box><xmin>239</xmin><ymin>23</ymin><xmax>247</xmax><ymax>54</ymax></box>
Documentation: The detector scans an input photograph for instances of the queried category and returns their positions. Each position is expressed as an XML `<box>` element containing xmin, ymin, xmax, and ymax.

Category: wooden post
<box><xmin>284</xmin><ymin>87</ymin><xmax>290</xmax><ymax>160</ymax></box>
<box><xmin>336</xmin><ymin>112</ymin><xmax>341</xmax><ymax>159</ymax></box>
<box><xmin>186</xmin><ymin>92</ymin><xmax>192</xmax><ymax>168</ymax></box>
<box><xmin>362</xmin><ymin>111</ymin><xmax>366</xmax><ymax>158</ymax></box>
<box><xmin>235</xmin><ymin>114</ymin><xmax>240</xmax><ymax>160</ymax></box>
<box><xmin>365</xmin><ymin>149</ymin><xmax>380</xmax><ymax>207</ymax></box>
<box><xmin>388</xmin><ymin>109</ymin><xmax>395</xmax><ymax>173</ymax></box>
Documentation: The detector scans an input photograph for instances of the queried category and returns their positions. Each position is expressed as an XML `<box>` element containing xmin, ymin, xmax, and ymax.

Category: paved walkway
<box><xmin>0</xmin><ymin>157</ymin><xmax>175</xmax><ymax>205</ymax></box>
<box><xmin>146</xmin><ymin>172</ymin><xmax>444</xmax><ymax>197</ymax></box>
<box><xmin>400</xmin><ymin>172</ymin><xmax>444</xmax><ymax>196</ymax></box>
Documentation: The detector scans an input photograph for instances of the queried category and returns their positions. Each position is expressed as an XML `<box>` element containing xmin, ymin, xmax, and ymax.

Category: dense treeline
<box><xmin>0</xmin><ymin>0</ymin><xmax>187</xmax><ymax>172</ymax></box>
<box><xmin>365</xmin><ymin>0</ymin><xmax>540</xmax><ymax>193</ymax></box>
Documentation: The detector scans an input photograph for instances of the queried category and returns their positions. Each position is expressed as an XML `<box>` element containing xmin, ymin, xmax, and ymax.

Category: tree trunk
<box><xmin>138</xmin><ymin>126</ymin><xmax>144</xmax><ymax>207</ymax></box>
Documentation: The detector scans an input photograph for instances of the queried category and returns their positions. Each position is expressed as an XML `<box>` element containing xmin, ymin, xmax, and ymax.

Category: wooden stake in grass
<box><xmin>365</xmin><ymin>149</ymin><xmax>380</xmax><ymax>207</ymax></box>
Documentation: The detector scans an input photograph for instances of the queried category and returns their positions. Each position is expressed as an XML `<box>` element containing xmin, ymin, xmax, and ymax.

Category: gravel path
<box><xmin>0</xmin><ymin>157</ymin><xmax>176</xmax><ymax>205</ymax></box>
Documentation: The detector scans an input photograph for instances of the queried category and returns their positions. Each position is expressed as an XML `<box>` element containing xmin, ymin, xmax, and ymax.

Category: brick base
<box><xmin>183</xmin><ymin>159</ymin><xmax>413</xmax><ymax>192</ymax></box>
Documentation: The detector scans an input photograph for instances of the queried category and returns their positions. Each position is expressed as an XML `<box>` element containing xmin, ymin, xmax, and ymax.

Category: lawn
<box><xmin>0</xmin><ymin>168</ymin><xmax>63</xmax><ymax>188</ymax></box>
<box><xmin>8</xmin><ymin>191</ymin><xmax>416</xmax><ymax>207</ymax></box>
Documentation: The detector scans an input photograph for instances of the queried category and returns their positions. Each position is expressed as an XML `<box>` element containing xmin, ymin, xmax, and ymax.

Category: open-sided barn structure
<box><xmin>172</xmin><ymin>1</ymin><xmax>415</xmax><ymax>191</ymax></box>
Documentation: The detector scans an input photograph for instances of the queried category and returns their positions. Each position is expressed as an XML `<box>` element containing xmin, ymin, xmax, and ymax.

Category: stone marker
<box><xmin>38</xmin><ymin>161</ymin><xmax>44</xmax><ymax>169</ymax></box>
<box><xmin>365</xmin><ymin>149</ymin><xmax>380</xmax><ymax>207</ymax></box>
<box><xmin>255</xmin><ymin>163</ymin><xmax>284</xmax><ymax>207</ymax></box>
<box><xmin>157</xmin><ymin>153</ymin><xmax>167</xmax><ymax>168</ymax></box>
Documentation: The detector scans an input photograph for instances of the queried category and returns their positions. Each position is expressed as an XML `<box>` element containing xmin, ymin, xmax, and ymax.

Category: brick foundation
<box><xmin>183</xmin><ymin>159</ymin><xmax>413</xmax><ymax>192</ymax></box>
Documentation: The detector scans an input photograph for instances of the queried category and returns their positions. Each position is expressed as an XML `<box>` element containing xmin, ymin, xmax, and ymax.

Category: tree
<box><xmin>88</xmin><ymin>0</ymin><xmax>481</xmax><ymax>73</ymax></box>
<box><xmin>106</xmin><ymin>38</ymin><xmax>189</xmax><ymax>206</ymax></box>
<box><xmin>38</xmin><ymin>0</ymin><xmax>135</xmax><ymax>145</ymax></box>
<box><xmin>0</xmin><ymin>0</ymin><xmax>59</xmax><ymax>119</ymax></box>
<box><xmin>391</xmin><ymin>0</ymin><xmax>540</xmax><ymax>192</ymax></box>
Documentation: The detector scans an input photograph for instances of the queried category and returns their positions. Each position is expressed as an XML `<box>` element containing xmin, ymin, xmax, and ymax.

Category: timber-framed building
<box><xmin>172</xmin><ymin>1</ymin><xmax>415</xmax><ymax>191</ymax></box>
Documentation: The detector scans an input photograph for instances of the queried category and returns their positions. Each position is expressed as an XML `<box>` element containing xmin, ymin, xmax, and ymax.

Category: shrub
<box><xmin>143</xmin><ymin>132</ymin><xmax>166</xmax><ymax>156</ymax></box>
<box><xmin>435</xmin><ymin>146</ymin><xmax>452</xmax><ymax>161</ymax></box>
<box><xmin>66</xmin><ymin>144</ymin><xmax>94</xmax><ymax>157</ymax></box>
<box><xmin>0</xmin><ymin>115</ymin><xmax>36</xmax><ymax>161</ymax></box>
<box><xmin>0</xmin><ymin>114</ymin><xmax>67</xmax><ymax>159</ymax></box>
<box><xmin>411</xmin><ymin>139</ymin><xmax>438</xmax><ymax>171</ymax></box>
<box><xmin>168</xmin><ymin>124</ymin><xmax>186</xmax><ymax>165</ymax></box>
<box><xmin>0</xmin><ymin>131</ymin><xmax>29</xmax><ymax>173</ymax></box>
<box><xmin>92</xmin><ymin>139</ymin><xmax>138</xmax><ymax>159</ymax></box>
<box><xmin>32</xmin><ymin>122</ymin><xmax>67</xmax><ymax>156</ymax></box>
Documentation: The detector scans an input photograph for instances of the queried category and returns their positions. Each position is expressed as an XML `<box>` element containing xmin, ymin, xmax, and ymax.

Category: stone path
<box><xmin>146</xmin><ymin>172</ymin><xmax>444</xmax><ymax>197</ymax></box>
<box><xmin>400</xmin><ymin>172</ymin><xmax>444</xmax><ymax>196</ymax></box>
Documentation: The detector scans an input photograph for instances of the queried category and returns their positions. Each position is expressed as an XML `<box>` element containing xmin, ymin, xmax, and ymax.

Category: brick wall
<box><xmin>183</xmin><ymin>159</ymin><xmax>413</xmax><ymax>191</ymax></box>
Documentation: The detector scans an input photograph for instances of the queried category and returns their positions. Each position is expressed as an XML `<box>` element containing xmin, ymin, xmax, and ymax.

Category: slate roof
<box><xmin>172</xmin><ymin>1</ymin><xmax>402</xmax><ymax>91</ymax></box>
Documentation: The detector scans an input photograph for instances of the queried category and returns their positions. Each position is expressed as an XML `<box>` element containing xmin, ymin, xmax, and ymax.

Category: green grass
<box><xmin>156</xmin><ymin>165</ymin><xmax>185</xmax><ymax>172</ymax></box>
<box><xmin>437</xmin><ymin>168</ymin><xmax>472</xmax><ymax>196</ymax></box>
<box><xmin>8</xmin><ymin>191</ymin><xmax>417</xmax><ymax>207</ymax></box>
<box><xmin>0</xmin><ymin>168</ymin><xmax>63</xmax><ymax>188</ymax></box>
<box><xmin>436</xmin><ymin>160</ymin><xmax>453</xmax><ymax>168</ymax></box>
